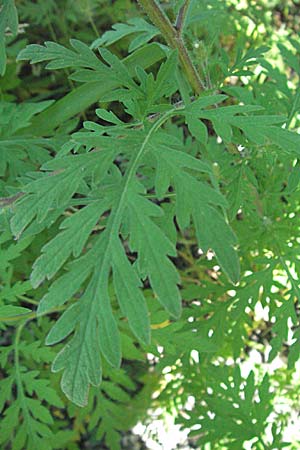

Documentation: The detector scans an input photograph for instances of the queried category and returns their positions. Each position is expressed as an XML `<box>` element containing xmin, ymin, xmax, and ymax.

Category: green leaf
<box><xmin>31</xmin><ymin>200</ymin><xmax>107</xmax><ymax>288</ymax></box>
<box><xmin>0</xmin><ymin>0</ymin><xmax>18</xmax><ymax>75</ymax></box>
<box><xmin>148</xmin><ymin>130</ymin><xmax>239</xmax><ymax>282</ymax></box>
<box><xmin>194</xmin><ymin>206</ymin><xmax>240</xmax><ymax>284</ymax></box>
<box><xmin>10</xmin><ymin>170</ymin><xmax>81</xmax><ymax>239</ymax></box>
<box><xmin>45</xmin><ymin>304</ymin><xmax>79</xmax><ymax>345</ymax></box>
<box><xmin>126</xmin><ymin>186</ymin><xmax>182</xmax><ymax>318</ymax></box>
<box><xmin>151</xmin><ymin>50</ymin><xmax>178</xmax><ymax>102</ymax></box>
<box><xmin>21</xmin><ymin>43</ymin><xmax>166</xmax><ymax>136</ymax></box>
<box><xmin>51</xmin><ymin>282</ymin><xmax>103</xmax><ymax>407</ymax></box>
<box><xmin>17</xmin><ymin>39</ymin><xmax>105</xmax><ymax>71</ymax></box>
<box><xmin>287</xmin><ymin>161</ymin><xmax>300</xmax><ymax>192</ymax></box>
<box><xmin>0</xmin><ymin>305</ymin><xmax>31</xmax><ymax>319</ymax></box>
<box><xmin>0</xmin><ymin>101</ymin><xmax>54</xmax><ymax>179</ymax></box>
<box><xmin>11</xmin><ymin>150</ymin><xmax>116</xmax><ymax>239</ymax></box>
<box><xmin>37</xmin><ymin>251</ymin><xmax>96</xmax><ymax>313</ymax></box>
<box><xmin>91</xmin><ymin>18</ymin><xmax>159</xmax><ymax>52</ymax></box>
<box><xmin>187</xmin><ymin>94</ymin><xmax>228</xmax><ymax>112</ymax></box>
<box><xmin>185</xmin><ymin>113</ymin><xmax>208</xmax><ymax>143</ymax></box>
<box><xmin>112</xmin><ymin>237</ymin><xmax>150</xmax><ymax>345</ymax></box>
<box><xmin>96</xmin><ymin>271</ymin><xmax>122</xmax><ymax>368</ymax></box>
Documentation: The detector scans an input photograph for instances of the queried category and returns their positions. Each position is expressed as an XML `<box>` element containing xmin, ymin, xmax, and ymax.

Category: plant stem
<box><xmin>257</xmin><ymin>436</ymin><xmax>269</xmax><ymax>450</ymax></box>
<box><xmin>137</xmin><ymin>0</ymin><xmax>203</xmax><ymax>95</ymax></box>
<box><xmin>175</xmin><ymin>0</ymin><xmax>191</xmax><ymax>34</ymax></box>
<box><xmin>89</xmin><ymin>14</ymin><xmax>100</xmax><ymax>38</ymax></box>
<box><xmin>17</xmin><ymin>295</ymin><xmax>39</xmax><ymax>306</ymax></box>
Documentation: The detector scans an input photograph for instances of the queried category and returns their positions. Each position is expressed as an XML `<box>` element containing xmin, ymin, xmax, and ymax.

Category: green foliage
<box><xmin>91</xmin><ymin>17</ymin><xmax>160</xmax><ymax>52</ymax></box>
<box><xmin>0</xmin><ymin>0</ymin><xmax>18</xmax><ymax>75</ymax></box>
<box><xmin>1</xmin><ymin>0</ymin><xmax>300</xmax><ymax>449</ymax></box>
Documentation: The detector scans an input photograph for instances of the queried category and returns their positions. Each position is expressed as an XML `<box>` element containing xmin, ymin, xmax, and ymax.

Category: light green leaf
<box><xmin>127</xmin><ymin>188</ymin><xmax>181</xmax><ymax>318</ymax></box>
<box><xmin>0</xmin><ymin>305</ymin><xmax>31</xmax><ymax>319</ymax></box>
<box><xmin>91</xmin><ymin>17</ymin><xmax>159</xmax><ymax>53</ymax></box>
<box><xmin>51</xmin><ymin>284</ymin><xmax>102</xmax><ymax>407</ymax></box>
<box><xmin>45</xmin><ymin>304</ymin><xmax>79</xmax><ymax>345</ymax></box>
<box><xmin>31</xmin><ymin>200</ymin><xmax>106</xmax><ymax>288</ymax></box>
<box><xmin>185</xmin><ymin>113</ymin><xmax>208</xmax><ymax>143</ymax></box>
<box><xmin>17</xmin><ymin>39</ymin><xmax>104</xmax><ymax>71</ymax></box>
<box><xmin>112</xmin><ymin>237</ymin><xmax>150</xmax><ymax>345</ymax></box>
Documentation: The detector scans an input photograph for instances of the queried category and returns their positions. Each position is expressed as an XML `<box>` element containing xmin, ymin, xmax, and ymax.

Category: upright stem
<box><xmin>137</xmin><ymin>0</ymin><xmax>203</xmax><ymax>95</ymax></box>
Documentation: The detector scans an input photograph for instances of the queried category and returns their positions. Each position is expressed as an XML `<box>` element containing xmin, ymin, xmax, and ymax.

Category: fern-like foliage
<box><xmin>0</xmin><ymin>329</ymin><xmax>63</xmax><ymax>450</ymax></box>
<box><xmin>7</xmin><ymin>35</ymin><xmax>300</xmax><ymax>408</ymax></box>
<box><xmin>164</xmin><ymin>361</ymin><xmax>288</xmax><ymax>449</ymax></box>
<box><xmin>1</xmin><ymin>2</ymin><xmax>300</xmax><ymax>448</ymax></box>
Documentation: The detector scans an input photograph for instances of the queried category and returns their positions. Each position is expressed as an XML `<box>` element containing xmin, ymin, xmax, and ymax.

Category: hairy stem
<box><xmin>137</xmin><ymin>0</ymin><xmax>203</xmax><ymax>94</ymax></box>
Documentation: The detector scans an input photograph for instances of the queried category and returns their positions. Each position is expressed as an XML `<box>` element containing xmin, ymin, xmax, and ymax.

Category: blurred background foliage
<box><xmin>1</xmin><ymin>0</ymin><xmax>300</xmax><ymax>449</ymax></box>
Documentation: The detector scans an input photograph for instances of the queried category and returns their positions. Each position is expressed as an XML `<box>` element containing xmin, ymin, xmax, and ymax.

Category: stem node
<box><xmin>137</xmin><ymin>0</ymin><xmax>203</xmax><ymax>95</ymax></box>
